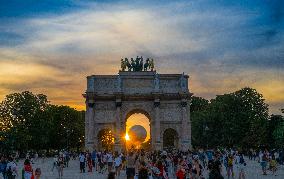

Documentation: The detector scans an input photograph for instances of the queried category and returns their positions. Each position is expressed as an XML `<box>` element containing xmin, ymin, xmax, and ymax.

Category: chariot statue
<box><xmin>120</xmin><ymin>56</ymin><xmax>155</xmax><ymax>72</ymax></box>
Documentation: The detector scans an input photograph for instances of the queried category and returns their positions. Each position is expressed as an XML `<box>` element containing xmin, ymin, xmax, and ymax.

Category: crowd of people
<box><xmin>69</xmin><ymin>148</ymin><xmax>283</xmax><ymax>179</ymax></box>
<box><xmin>0</xmin><ymin>148</ymin><xmax>283</xmax><ymax>179</ymax></box>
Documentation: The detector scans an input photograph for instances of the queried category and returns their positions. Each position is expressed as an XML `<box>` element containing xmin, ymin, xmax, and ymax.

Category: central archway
<box><xmin>125</xmin><ymin>109</ymin><xmax>151</xmax><ymax>150</ymax></box>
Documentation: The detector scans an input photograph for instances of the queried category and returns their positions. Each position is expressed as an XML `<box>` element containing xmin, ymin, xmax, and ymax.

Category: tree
<box><xmin>0</xmin><ymin>91</ymin><xmax>84</xmax><ymax>152</ymax></box>
<box><xmin>190</xmin><ymin>96</ymin><xmax>209</xmax><ymax>147</ymax></box>
<box><xmin>273</xmin><ymin>120</ymin><xmax>284</xmax><ymax>148</ymax></box>
<box><xmin>266</xmin><ymin>115</ymin><xmax>283</xmax><ymax>148</ymax></box>
<box><xmin>46</xmin><ymin>105</ymin><xmax>84</xmax><ymax>150</ymax></box>
<box><xmin>0</xmin><ymin>91</ymin><xmax>50</xmax><ymax>151</ymax></box>
<box><xmin>234</xmin><ymin>87</ymin><xmax>269</xmax><ymax>147</ymax></box>
<box><xmin>191</xmin><ymin>87</ymin><xmax>269</xmax><ymax>149</ymax></box>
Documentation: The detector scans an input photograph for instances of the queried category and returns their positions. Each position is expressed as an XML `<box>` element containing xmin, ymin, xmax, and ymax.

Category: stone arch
<box><xmin>163</xmin><ymin>128</ymin><xmax>179</xmax><ymax>149</ymax></box>
<box><xmin>123</xmin><ymin>108</ymin><xmax>153</xmax><ymax>148</ymax></box>
<box><xmin>124</xmin><ymin>108</ymin><xmax>152</xmax><ymax>122</ymax></box>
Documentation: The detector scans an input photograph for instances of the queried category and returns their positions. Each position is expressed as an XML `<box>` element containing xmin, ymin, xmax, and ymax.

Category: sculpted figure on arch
<box><xmin>120</xmin><ymin>57</ymin><xmax>154</xmax><ymax>71</ymax></box>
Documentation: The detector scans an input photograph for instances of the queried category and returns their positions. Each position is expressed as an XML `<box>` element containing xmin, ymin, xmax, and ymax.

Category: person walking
<box><xmin>79</xmin><ymin>152</ymin><xmax>86</xmax><ymax>173</ymax></box>
<box><xmin>57</xmin><ymin>156</ymin><xmax>64</xmax><ymax>179</ymax></box>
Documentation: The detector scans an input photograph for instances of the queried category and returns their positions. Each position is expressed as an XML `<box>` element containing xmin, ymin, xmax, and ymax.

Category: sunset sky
<box><xmin>0</xmin><ymin>0</ymin><xmax>283</xmax><ymax>114</ymax></box>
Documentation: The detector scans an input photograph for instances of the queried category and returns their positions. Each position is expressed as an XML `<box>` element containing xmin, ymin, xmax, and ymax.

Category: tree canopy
<box><xmin>191</xmin><ymin>87</ymin><xmax>274</xmax><ymax>149</ymax></box>
<box><xmin>0</xmin><ymin>91</ymin><xmax>84</xmax><ymax>153</ymax></box>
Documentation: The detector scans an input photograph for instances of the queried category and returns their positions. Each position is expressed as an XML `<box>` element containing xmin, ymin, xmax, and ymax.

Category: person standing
<box><xmin>114</xmin><ymin>153</ymin><xmax>122</xmax><ymax>177</ymax></box>
<box><xmin>34</xmin><ymin>168</ymin><xmax>41</xmax><ymax>179</ymax></box>
<box><xmin>0</xmin><ymin>156</ymin><xmax>7</xmax><ymax>179</ymax></box>
<box><xmin>270</xmin><ymin>155</ymin><xmax>277</xmax><ymax>176</ymax></box>
<box><xmin>107</xmin><ymin>152</ymin><xmax>113</xmax><ymax>173</ymax></box>
<box><xmin>260</xmin><ymin>151</ymin><xmax>268</xmax><ymax>175</ymax></box>
<box><xmin>23</xmin><ymin>159</ymin><xmax>33</xmax><ymax>179</ymax></box>
<box><xmin>6</xmin><ymin>157</ymin><xmax>17</xmax><ymax>179</ymax></box>
<box><xmin>91</xmin><ymin>150</ymin><xmax>96</xmax><ymax>171</ymax></box>
<box><xmin>57</xmin><ymin>156</ymin><xmax>64</xmax><ymax>179</ymax></box>
<box><xmin>86</xmin><ymin>152</ymin><xmax>93</xmax><ymax>172</ymax></box>
<box><xmin>126</xmin><ymin>152</ymin><xmax>136</xmax><ymax>179</ymax></box>
<box><xmin>79</xmin><ymin>152</ymin><xmax>86</xmax><ymax>173</ymax></box>
<box><xmin>227</xmin><ymin>154</ymin><xmax>234</xmax><ymax>178</ymax></box>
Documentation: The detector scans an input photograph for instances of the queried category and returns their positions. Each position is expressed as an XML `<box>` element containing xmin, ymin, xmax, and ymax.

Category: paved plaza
<box><xmin>7</xmin><ymin>157</ymin><xmax>284</xmax><ymax>179</ymax></box>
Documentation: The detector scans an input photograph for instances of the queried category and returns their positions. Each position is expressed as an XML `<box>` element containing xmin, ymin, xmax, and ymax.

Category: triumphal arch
<box><xmin>83</xmin><ymin>57</ymin><xmax>192</xmax><ymax>151</ymax></box>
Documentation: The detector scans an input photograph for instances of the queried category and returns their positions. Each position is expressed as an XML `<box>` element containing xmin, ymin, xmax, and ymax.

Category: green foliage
<box><xmin>191</xmin><ymin>87</ymin><xmax>270</xmax><ymax>149</ymax></box>
<box><xmin>267</xmin><ymin>115</ymin><xmax>283</xmax><ymax>148</ymax></box>
<box><xmin>0</xmin><ymin>91</ymin><xmax>84</xmax><ymax>152</ymax></box>
<box><xmin>273</xmin><ymin>124</ymin><xmax>284</xmax><ymax>148</ymax></box>
<box><xmin>190</xmin><ymin>96</ymin><xmax>209</xmax><ymax>147</ymax></box>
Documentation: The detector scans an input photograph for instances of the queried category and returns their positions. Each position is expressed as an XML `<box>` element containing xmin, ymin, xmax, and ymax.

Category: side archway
<box><xmin>97</xmin><ymin>128</ymin><xmax>114</xmax><ymax>151</ymax></box>
<box><xmin>163</xmin><ymin>128</ymin><xmax>179</xmax><ymax>149</ymax></box>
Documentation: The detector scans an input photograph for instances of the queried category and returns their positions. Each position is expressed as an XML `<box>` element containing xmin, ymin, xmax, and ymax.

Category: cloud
<box><xmin>0</xmin><ymin>0</ymin><xmax>283</xmax><ymax>114</ymax></box>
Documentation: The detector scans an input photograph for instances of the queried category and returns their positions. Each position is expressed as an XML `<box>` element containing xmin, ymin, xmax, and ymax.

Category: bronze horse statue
<box><xmin>144</xmin><ymin>58</ymin><xmax>150</xmax><ymax>71</ymax></box>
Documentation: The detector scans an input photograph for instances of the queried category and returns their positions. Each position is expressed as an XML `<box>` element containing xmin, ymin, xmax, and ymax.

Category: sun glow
<box><xmin>125</xmin><ymin>133</ymin><xmax>130</xmax><ymax>141</ymax></box>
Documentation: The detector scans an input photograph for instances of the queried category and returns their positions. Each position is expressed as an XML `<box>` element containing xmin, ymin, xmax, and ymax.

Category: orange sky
<box><xmin>0</xmin><ymin>1</ymin><xmax>283</xmax><ymax>114</ymax></box>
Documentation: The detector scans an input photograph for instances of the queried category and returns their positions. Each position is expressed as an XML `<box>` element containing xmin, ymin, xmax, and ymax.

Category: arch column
<box><xmin>86</xmin><ymin>100</ymin><xmax>95</xmax><ymax>151</ymax></box>
<box><xmin>154</xmin><ymin>98</ymin><xmax>161</xmax><ymax>150</ymax></box>
<box><xmin>114</xmin><ymin>98</ymin><xmax>122</xmax><ymax>152</ymax></box>
<box><xmin>181</xmin><ymin>99</ymin><xmax>190</xmax><ymax>151</ymax></box>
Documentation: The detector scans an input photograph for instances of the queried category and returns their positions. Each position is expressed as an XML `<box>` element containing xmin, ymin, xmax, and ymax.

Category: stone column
<box><xmin>181</xmin><ymin>99</ymin><xmax>190</xmax><ymax>151</ymax></box>
<box><xmin>150</xmin><ymin>120</ymin><xmax>156</xmax><ymax>149</ymax></box>
<box><xmin>114</xmin><ymin>99</ymin><xmax>122</xmax><ymax>152</ymax></box>
<box><xmin>85</xmin><ymin>101</ymin><xmax>89</xmax><ymax>147</ymax></box>
<box><xmin>188</xmin><ymin>100</ymin><xmax>192</xmax><ymax>149</ymax></box>
<box><xmin>154</xmin><ymin>99</ymin><xmax>161</xmax><ymax>150</ymax></box>
<box><xmin>86</xmin><ymin>101</ymin><xmax>95</xmax><ymax>151</ymax></box>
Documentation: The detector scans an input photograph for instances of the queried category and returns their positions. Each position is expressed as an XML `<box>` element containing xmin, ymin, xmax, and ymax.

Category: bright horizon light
<box><xmin>125</xmin><ymin>133</ymin><xmax>130</xmax><ymax>141</ymax></box>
